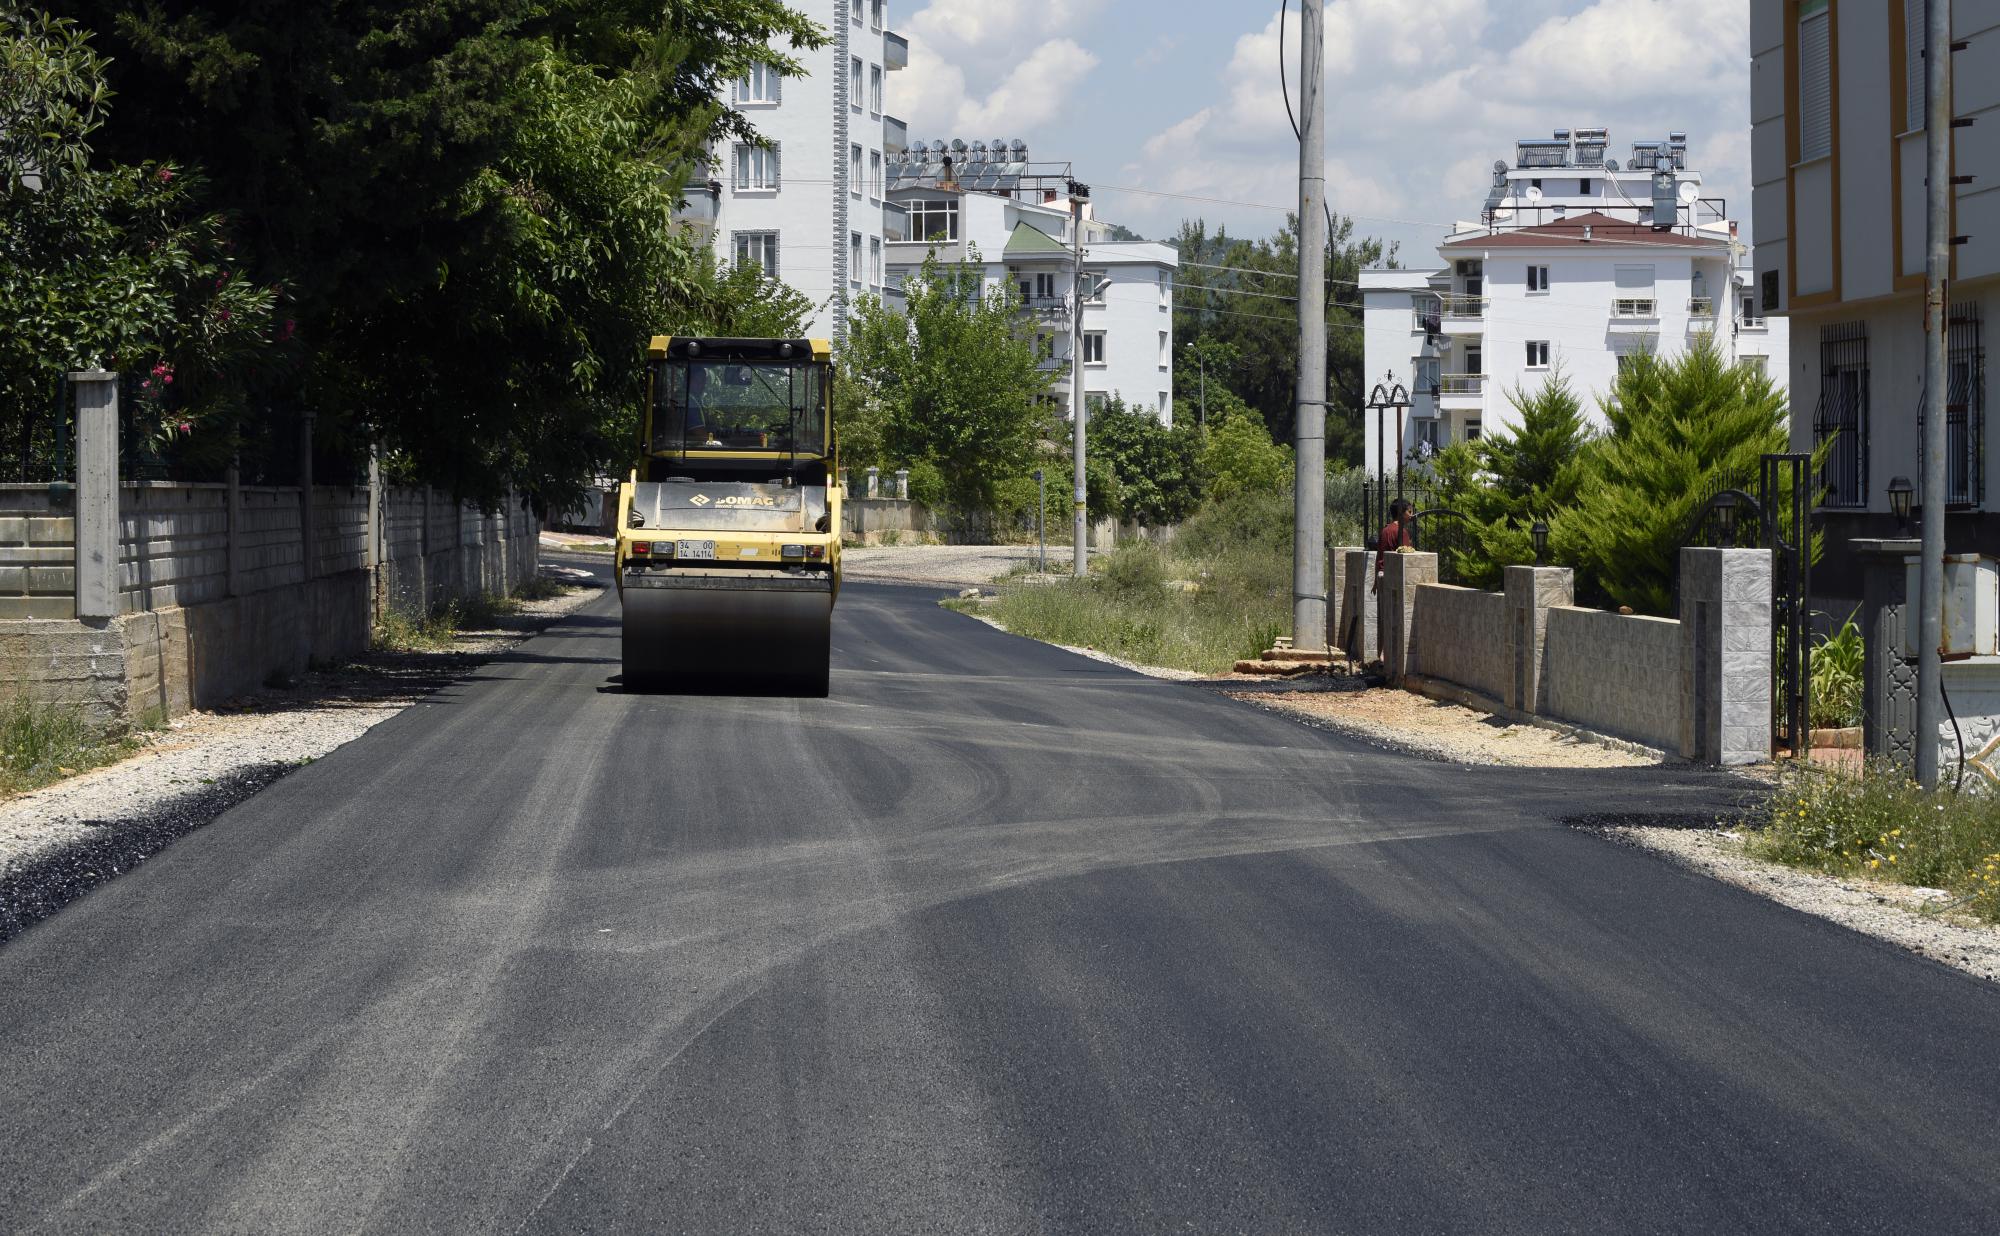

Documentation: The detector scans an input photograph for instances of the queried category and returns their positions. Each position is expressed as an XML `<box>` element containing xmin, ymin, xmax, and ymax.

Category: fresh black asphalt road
<box><xmin>3</xmin><ymin>575</ymin><xmax>1998</xmax><ymax>1234</ymax></box>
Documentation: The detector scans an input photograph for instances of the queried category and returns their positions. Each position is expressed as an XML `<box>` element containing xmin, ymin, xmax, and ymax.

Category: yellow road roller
<box><xmin>615</xmin><ymin>336</ymin><xmax>841</xmax><ymax>695</ymax></box>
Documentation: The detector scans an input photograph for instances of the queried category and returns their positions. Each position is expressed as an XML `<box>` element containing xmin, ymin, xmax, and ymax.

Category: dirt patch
<box><xmin>1221</xmin><ymin>676</ymin><xmax>1655</xmax><ymax>769</ymax></box>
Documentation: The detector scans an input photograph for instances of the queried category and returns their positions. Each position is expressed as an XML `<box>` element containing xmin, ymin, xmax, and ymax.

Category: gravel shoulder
<box><xmin>842</xmin><ymin>543</ymin><xmax>1053</xmax><ymax>588</ymax></box>
<box><xmin>0</xmin><ymin>558</ymin><xmax>606</xmax><ymax>941</ymax></box>
<box><xmin>1588</xmin><ymin>823</ymin><xmax>2000</xmax><ymax>985</ymax></box>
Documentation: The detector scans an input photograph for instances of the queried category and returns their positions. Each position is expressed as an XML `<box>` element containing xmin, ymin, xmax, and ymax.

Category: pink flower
<box><xmin>177</xmin><ymin>423</ymin><xmax>191</xmax><ymax>435</ymax></box>
<box><xmin>156</xmin><ymin>166</ymin><xmax>174</xmax><ymax>184</ymax></box>
<box><xmin>216</xmin><ymin>309</ymin><xmax>232</xmax><ymax>322</ymax></box>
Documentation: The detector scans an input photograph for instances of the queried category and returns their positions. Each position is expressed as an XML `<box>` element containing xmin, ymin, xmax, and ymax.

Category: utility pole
<box><xmin>1070</xmin><ymin>180</ymin><xmax>1090</xmax><ymax>576</ymax></box>
<box><xmin>1917</xmin><ymin>0</ymin><xmax>1954</xmax><ymax>789</ymax></box>
<box><xmin>1292</xmin><ymin>0</ymin><xmax>1328</xmax><ymax>652</ymax></box>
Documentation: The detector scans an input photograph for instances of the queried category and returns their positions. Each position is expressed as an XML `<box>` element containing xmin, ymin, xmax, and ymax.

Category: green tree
<box><xmin>1425</xmin><ymin>369</ymin><xmax>1593</xmax><ymax>587</ymax></box>
<box><xmin>2</xmin><ymin>10</ymin><xmax>278</xmax><ymax>474</ymax></box>
<box><xmin>1170</xmin><ymin>213</ymin><xmax>1393</xmax><ymax>464</ymax></box>
<box><xmin>841</xmin><ymin>251</ymin><xmax>1058</xmax><ymax>512</ymax></box>
<box><xmin>1200</xmin><ymin>405</ymin><xmax>1292</xmax><ymax>501</ymax></box>
<box><xmin>1560</xmin><ymin>335</ymin><xmax>1792</xmax><ymax>614</ymax></box>
<box><xmin>42</xmin><ymin>0</ymin><xmax>821</xmax><ymax>502</ymax></box>
<box><xmin>1088</xmin><ymin>397</ymin><xmax>1204</xmax><ymax>526</ymax></box>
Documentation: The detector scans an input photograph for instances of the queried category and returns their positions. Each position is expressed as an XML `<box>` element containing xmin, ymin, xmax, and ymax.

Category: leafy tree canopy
<box><xmin>1087</xmin><ymin>396</ymin><xmax>1204</xmax><ymax>526</ymax></box>
<box><xmin>841</xmin><ymin>251</ymin><xmax>1058</xmax><ymax>512</ymax></box>
<box><xmin>30</xmin><ymin>0</ymin><xmax>821</xmax><ymax>504</ymax></box>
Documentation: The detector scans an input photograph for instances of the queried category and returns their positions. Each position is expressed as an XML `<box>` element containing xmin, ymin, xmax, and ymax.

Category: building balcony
<box><xmin>1440</xmin><ymin>373</ymin><xmax>1485</xmax><ymax>406</ymax></box>
<box><xmin>1021</xmin><ymin>294</ymin><xmax>1071</xmax><ymax>316</ymax></box>
<box><xmin>672</xmin><ymin>179</ymin><xmax>721</xmax><ymax>231</ymax></box>
<box><xmin>883</xmin><ymin>114</ymin><xmax>908</xmax><ymax>155</ymax></box>
<box><xmin>1611</xmin><ymin>297</ymin><xmax>1659</xmax><ymax>320</ymax></box>
<box><xmin>1687</xmin><ymin>296</ymin><xmax>1715</xmax><ymax>317</ymax></box>
<box><xmin>1440</xmin><ymin>293</ymin><xmax>1486</xmax><ymax>319</ymax></box>
<box><xmin>884</xmin><ymin>30</ymin><xmax>909</xmax><ymax>71</ymax></box>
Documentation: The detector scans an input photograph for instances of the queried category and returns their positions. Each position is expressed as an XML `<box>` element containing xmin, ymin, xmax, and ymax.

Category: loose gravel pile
<box><xmin>0</xmin><ymin>567</ymin><xmax>604</xmax><ymax>941</ymax></box>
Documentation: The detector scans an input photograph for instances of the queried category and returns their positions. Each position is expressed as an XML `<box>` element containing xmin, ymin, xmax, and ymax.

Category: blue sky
<box><xmin>888</xmin><ymin>0</ymin><xmax>1750</xmax><ymax>262</ymax></box>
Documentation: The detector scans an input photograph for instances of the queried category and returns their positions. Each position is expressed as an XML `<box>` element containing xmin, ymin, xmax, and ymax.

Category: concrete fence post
<box><xmin>865</xmin><ymin>466</ymin><xmax>880</xmax><ymax>498</ymax></box>
<box><xmin>1328</xmin><ymin>545</ymin><xmax>1356</xmax><ymax>653</ymax></box>
<box><xmin>1379</xmin><ymin>551</ymin><xmax>1437</xmax><ymax>685</ymax></box>
<box><xmin>894</xmin><ymin>468</ymin><xmax>909</xmax><ymax>500</ymax></box>
<box><xmin>297</xmin><ymin>411</ymin><xmax>317</xmax><ymax>583</ymax></box>
<box><xmin>1503</xmin><ymin>565</ymin><xmax>1573</xmax><ymax>715</ymax></box>
<box><xmin>70</xmin><ymin>370</ymin><xmax>119</xmax><ymax>619</ymax></box>
<box><xmin>225</xmin><ymin>455</ymin><xmax>243</xmax><ymax>598</ymax></box>
<box><xmin>1337</xmin><ymin>549</ymin><xmax>1379</xmax><ymax>663</ymax></box>
<box><xmin>365</xmin><ymin>451</ymin><xmax>382</xmax><ymax>620</ymax></box>
<box><xmin>1679</xmin><ymin>547</ymin><xmax>1772</xmax><ymax>764</ymax></box>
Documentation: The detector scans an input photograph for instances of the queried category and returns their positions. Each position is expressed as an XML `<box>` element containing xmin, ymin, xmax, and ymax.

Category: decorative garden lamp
<box><xmin>1531</xmin><ymin>520</ymin><xmax>1549</xmax><ymax>566</ymax></box>
<box><xmin>1713</xmin><ymin>489</ymin><xmax>1739</xmax><ymax>549</ymax></box>
<box><xmin>1888</xmin><ymin>475</ymin><xmax>1914</xmax><ymax>536</ymax></box>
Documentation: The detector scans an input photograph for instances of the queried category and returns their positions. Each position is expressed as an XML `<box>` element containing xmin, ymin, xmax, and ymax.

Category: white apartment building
<box><xmin>676</xmin><ymin>0</ymin><xmax>910</xmax><ymax>341</ymax></box>
<box><xmin>1751</xmin><ymin>0</ymin><xmax>1996</xmax><ymax>601</ymax></box>
<box><xmin>1361</xmin><ymin>128</ymin><xmax>1789</xmax><ymax>481</ymax></box>
<box><xmin>882</xmin><ymin>141</ymin><xmax>1179</xmax><ymax>421</ymax></box>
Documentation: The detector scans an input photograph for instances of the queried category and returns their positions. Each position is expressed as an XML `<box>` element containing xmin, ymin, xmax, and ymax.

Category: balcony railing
<box><xmin>1440</xmin><ymin>293</ymin><xmax>1486</xmax><ymax>319</ymax></box>
<box><xmin>672</xmin><ymin>179</ymin><xmax>721</xmax><ymax>229</ymax></box>
<box><xmin>882</xmin><ymin>201</ymin><xmax>909</xmax><ymax>242</ymax></box>
<box><xmin>883</xmin><ymin>30</ymin><xmax>909</xmax><ymax>71</ymax></box>
<box><xmin>1612</xmin><ymin>298</ymin><xmax>1658</xmax><ymax>319</ymax></box>
<box><xmin>1687</xmin><ymin>296</ymin><xmax>1714</xmax><ymax>317</ymax></box>
<box><xmin>1021</xmin><ymin>294</ymin><xmax>1071</xmax><ymax>315</ymax></box>
<box><xmin>1440</xmin><ymin>373</ymin><xmax>1486</xmax><ymax>396</ymax></box>
<box><xmin>883</xmin><ymin>114</ymin><xmax>908</xmax><ymax>155</ymax></box>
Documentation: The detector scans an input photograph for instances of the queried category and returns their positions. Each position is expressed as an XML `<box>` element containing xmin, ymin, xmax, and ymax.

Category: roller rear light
<box><xmin>631</xmin><ymin>541</ymin><xmax>651</xmax><ymax>555</ymax></box>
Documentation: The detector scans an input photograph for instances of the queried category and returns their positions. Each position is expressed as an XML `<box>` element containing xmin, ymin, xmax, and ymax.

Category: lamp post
<box><xmin>1888</xmin><ymin>475</ymin><xmax>1915</xmax><ymax>537</ymax></box>
<box><xmin>1033</xmin><ymin>468</ymin><xmax>1046</xmax><ymax>571</ymax></box>
<box><xmin>1364</xmin><ymin>375</ymin><xmax>1411</xmax><ymax>534</ymax></box>
<box><xmin>1713</xmin><ymin>489</ymin><xmax>1739</xmax><ymax>549</ymax></box>
<box><xmin>1531</xmin><ymin>520</ymin><xmax>1549</xmax><ymax>566</ymax></box>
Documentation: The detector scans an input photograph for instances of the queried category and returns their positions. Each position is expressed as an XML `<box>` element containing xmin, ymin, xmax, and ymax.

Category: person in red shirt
<box><xmin>1372</xmin><ymin>498</ymin><xmax>1413</xmax><ymax>592</ymax></box>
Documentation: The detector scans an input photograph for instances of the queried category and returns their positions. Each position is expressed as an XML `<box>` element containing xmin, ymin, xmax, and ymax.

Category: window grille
<box><xmin>1916</xmin><ymin>306</ymin><xmax>1986</xmax><ymax>508</ymax></box>
<box><xmin>1815</xmin><ymin>321</ymin><xmax>1869</xmax><ymax>508</ymax></box>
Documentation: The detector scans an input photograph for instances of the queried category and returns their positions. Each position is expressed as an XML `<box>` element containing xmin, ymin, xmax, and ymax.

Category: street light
<box><xmin>1531</xmin><ymin>519</ymin><xmax>1549</xmax><ymax>566</ymax></box>
<box><xmin>1713</xmin><ymin>489</ymin><xmax>1738</xmax><ymax>548</ymax></box>
<box><xmin>1888</xmin><ymin>475</ymin><xmax>1915</xmax><ymax>535</ymax></box>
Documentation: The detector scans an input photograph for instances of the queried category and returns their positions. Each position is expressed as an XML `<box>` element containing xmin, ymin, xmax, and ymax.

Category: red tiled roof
<box><xmin>1442</xmin><ymin>211</ymin><xmax>1728</xmax><ymax>249</ymax></box>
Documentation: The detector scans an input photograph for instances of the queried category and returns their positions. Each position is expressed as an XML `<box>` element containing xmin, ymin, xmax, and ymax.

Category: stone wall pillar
<box><xmin>1328</xmin><ymin>545</ymin><xmax>1357</xmax><ymax>653</ymax></box>
<box><xmin>865</xmin><ymin>466</ymin><xmax>880</xmax><ymax>498</ymax></box>
<box><xmin>894</xmin><ymin>468</ymin><xmax>909</xmax><ymax>499</ymax></box>
<box><xmin>70</xmin><ymin>370</ymin><xmax>119</xmax><ymax>620</ymax></box>
<box><xmin>1336</xmin><ymin>549</ymin><xmax>1379</xmax><ymax>663</ymax></box>
<box><xmin>1503</xmin><ymin>565</ymin><xmax>1573</xmax><ymax>714</ymax></box>
<box><xmin>1379</xmin><ymin>551</ymin><xmax>1437</xmax><ymax>685</ymax></box>
<box><xmin>1679</xmin><ymin>547</ymin><xmax>1772</xmax><ymax>765</ymax></box>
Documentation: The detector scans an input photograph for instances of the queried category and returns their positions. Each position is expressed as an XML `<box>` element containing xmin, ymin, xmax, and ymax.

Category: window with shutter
<box><xmin>1800</xmin><ymin>1</ymin><xmax>1832</xmax><ymax>161</ymax></box>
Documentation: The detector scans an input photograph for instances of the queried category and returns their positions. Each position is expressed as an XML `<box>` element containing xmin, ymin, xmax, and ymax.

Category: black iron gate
<box><xmin>1680</xmin><ymin>452</ymin><xmax>1816</xmax><ymax>754</ymax></box>
<box><xmin>1409</xmin><ymin>508</ymin><xmax>1473</xmax><ymax>586</ymax></box>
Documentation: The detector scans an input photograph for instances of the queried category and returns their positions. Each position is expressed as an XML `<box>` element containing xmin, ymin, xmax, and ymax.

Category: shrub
<box><xmin>1809</xmin><ymin>612</ymin><xmax>1863</xmax><ymax>729</ymax></box>
<box><xmin>1751</xmin><ymin>761</ymin><xmax>2000</xmax><ymax>923</ymax></box>
<box><xmin>0</xmin><ymin>695</ymin><xmax>133</xmax><ymax>796</ymax></box>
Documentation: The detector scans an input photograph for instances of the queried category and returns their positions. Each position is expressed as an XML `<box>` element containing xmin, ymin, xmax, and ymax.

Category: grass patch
<box><xmin>959</xmin><ymin>491</ymin><xmax>1294</xmax><ymax>674</ymax></box>
<box><xmin>1748</xmin><ymin>761</ymin><xmax>2000</xmax><ymax>923</ymax></box>
<box><xmin>0</xmin><ymin>696</ymin><xmax>136</xmax><ymax>797</ymax></box>
<box><xmin>372</xmin><ymin>601</ymin><xmax>465</xmax><ymax>652</ymax></box>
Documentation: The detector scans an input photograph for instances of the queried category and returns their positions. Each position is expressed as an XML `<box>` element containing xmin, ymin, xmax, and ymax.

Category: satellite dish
<box><xmin>1524</xmin><ymin>185</ymin><xmax>1543</xmax><ymax>202</ymax></box>
<box><xmin>1678</xmin><ymin>181</ymin><xmax>1699</xmax><ymax>205</ymax></box>
<box><xmin>1604</xmin><ymin>158</ymin><xmax>1619</xmax><ymax>172</ymax></box>
<box><xmin>1490</xmin><ymin>207</ymin><xmax>1514</xmax><ymax>221</ymax></box>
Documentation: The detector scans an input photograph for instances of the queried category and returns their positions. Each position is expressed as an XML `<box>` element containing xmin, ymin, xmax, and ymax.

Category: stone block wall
<box><xmin>1543</xmin><ymin>607</ymin><xmax>1685</xmax><ymax>752</ymax></box>
<box><xmin>0</xmin><ymin>483</ymin><xmax>537</xmax><ymax>727</ymax></box>
<box><xmin>1333</xmin><ymin>548</ymin><xmax>1377</xmax><ymax>662</ymax></box>
<box><xmin>0</xmin><ymin>486</ymin><xmax>76</xmax><ymax>619</ymax></box>
<box><xmin>1409</xmin><ymin>585</ymin><xmax>1510</xmax><ymax>701</ymax></box>
<box><xmin>1377</xmin><ymin>547</ymin><xmax>1773</xmax><ymax>763</ymax></box>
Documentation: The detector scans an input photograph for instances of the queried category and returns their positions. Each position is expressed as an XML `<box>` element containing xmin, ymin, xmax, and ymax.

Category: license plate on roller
<box><xmin>676</xmin><ymin>539</ymin><xmax>716</xmax><ymax>559</ymax></box>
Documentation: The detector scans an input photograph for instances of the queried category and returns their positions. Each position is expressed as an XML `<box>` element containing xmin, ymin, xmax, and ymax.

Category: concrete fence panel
<box><xmin>1409</xmin><ymin>584</ymin><xmax>1510</xmax><ymax>702</ymax></box>
<box><xmin>1543</xmin><ymin>607</ymin><xmax>1685</xmax><ymax>752</ymax></box>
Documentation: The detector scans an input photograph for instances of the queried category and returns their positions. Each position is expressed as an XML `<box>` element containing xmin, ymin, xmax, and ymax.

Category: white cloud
<box><xmin>1114</xmin><ymin>0</ymin><xmax>1754</xmax><ymax>252</ymax></box>
<box><xmin>891</xmin><ymin>0</ymin><xmax>1107</xmax><ymax>145</ymax></box>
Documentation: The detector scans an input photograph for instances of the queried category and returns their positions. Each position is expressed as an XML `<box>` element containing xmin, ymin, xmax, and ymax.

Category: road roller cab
<box><xmin>616</xmin><ymin>336</ymin><xmax>841</xmax><ymax>695</ymax></box>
